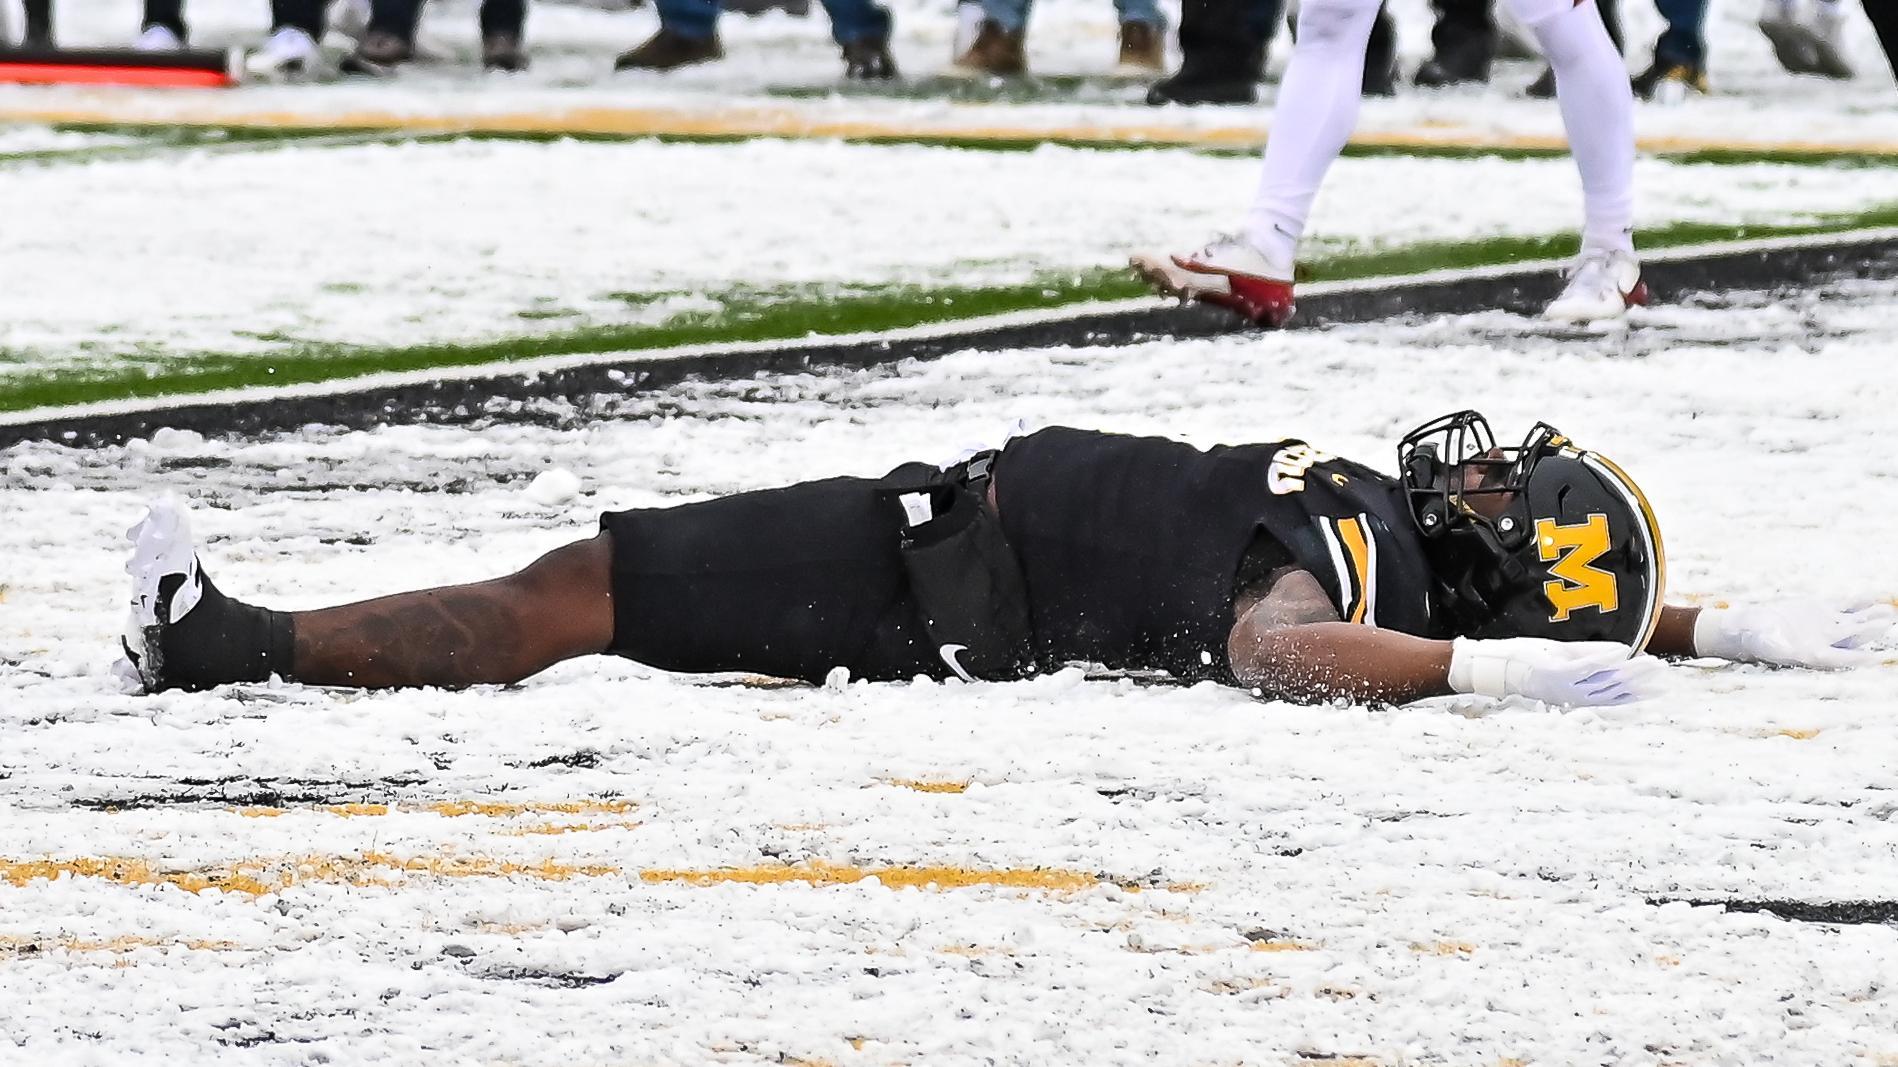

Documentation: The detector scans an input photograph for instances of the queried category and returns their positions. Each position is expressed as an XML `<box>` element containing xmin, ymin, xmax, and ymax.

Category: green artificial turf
<box><xmin>4</xmin><ymin>198</ymin><xmax>1894</xmax><ymax>415</ymax></box>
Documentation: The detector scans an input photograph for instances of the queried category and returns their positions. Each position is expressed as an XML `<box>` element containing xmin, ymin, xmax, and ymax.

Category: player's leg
<box><xmin>121</xmin><ymin>500</ymin><xmax>614</xmax><ymax>692</ymax></box>
<box><xmin>1133</xmin><ymin>0</ymin><xmax>1378</xmax><ymax>327</ymax></box>
<box><xmin>289</xmin><ymin>536</ymin><xmax>613</xmax><ymax>688</ymax></box>
<box><xmin>1513</xmin><ymin>0</ymin><xmax>1645</xmax><ymax>323</ymax></box>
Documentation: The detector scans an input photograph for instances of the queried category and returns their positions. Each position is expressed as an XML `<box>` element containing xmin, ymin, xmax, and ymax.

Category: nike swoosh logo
<box><xmin>938</xmin><ymin>644</ymin><xmax>976</xmax><ymax>683</ymax></box>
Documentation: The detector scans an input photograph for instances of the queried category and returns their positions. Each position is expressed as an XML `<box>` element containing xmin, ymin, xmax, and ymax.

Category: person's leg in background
<box><xmin>1113</xmin><ymin>0</ymin><xmax>1167</xmax><ymax>75</ymax></box>
<box><xmin>816</xmin><ymin>0</ymin><xmax>895</xmax><ymax>78</ymax></box>
<box><xmin>615</xmin><ymin>0</ymin><xmax>723</xmax><ymax>70</ymax></box>
<box><xmin>950</xmin><ymin>0</ymin><xmax>1027</xmax><ymax>77</ymax></box>
<box><xmin>1761</xmin><ymin>0</ymin><xmax>1856</xmax><ymax>78</ymax></box>
<box><xmin>480</xmin><ymin>0</ymin><xmax>529</xmax><ymax>70</ymax></box>
<box><xmin>246</xmin><ymin>0</ymin><xmax>326</xmax><ymax>77</ymax></box>
<box><xmin>22</xmin><ymin>0</ymin><xmax>53</xmax><ymax>46</ymax></box>
<box><xmin>1632</xmin><ymin>0</ymin><xmax>1709</xmax><ymax>98</ymax></box>
<box><xmin>1144</xmin><ymin>0</ymin><xmax>1281</xmax><ymax>103</ymax></box>
<box><xmin>342</xmin><ymin>0</ymin><xmax>420</xmax><ymax>71</ymax></box>
<box><xmin>138</xmin><ymin>0</ymin><xmax>187</xmax><ymax>47</ymax></box>
<box><xmin>1415</xmin><ymin>0</ymin><xmax>1495</xmax><ymax>86</ymax></box>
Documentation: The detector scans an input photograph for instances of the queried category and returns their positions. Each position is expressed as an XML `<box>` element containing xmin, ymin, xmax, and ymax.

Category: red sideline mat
<box><xmin>0</xmin><ymin>47</ymin><xmax>237</xmax><ymax>87</ymax></box>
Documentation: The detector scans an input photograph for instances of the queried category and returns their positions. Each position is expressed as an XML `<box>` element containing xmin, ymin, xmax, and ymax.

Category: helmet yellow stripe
<box><xmin>1582</xmin><ymin>452</ymin><xmax>1667</xmax><ymax>653</ymax></box>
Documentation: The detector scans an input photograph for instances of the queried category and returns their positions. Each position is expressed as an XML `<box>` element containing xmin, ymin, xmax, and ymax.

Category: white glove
<box><xmin>1448</xmin><ymin>637</ymin><xmax>1662</xmax><ymax>707</ymax></box>
<box><xmin>1692</xmin><ymin>600</ymin><xmax>1896</xmax><ymax>669</ymax></box>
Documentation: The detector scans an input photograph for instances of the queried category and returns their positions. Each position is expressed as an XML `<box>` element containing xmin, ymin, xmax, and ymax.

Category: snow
<box><xmin>0</xmin><ymin>136</ymin><xmax>1891</xmax><ymax>376</ymax></box>
<box><xmin>4</xmin><ymin>277</ymin><xmax>1898</xmax><ymax>1062</ymax></box>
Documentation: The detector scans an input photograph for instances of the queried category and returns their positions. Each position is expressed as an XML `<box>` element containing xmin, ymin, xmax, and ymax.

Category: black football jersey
<box><xmin>995</xmin><ymin>427</ymin><xmax>1438</xmax><ymax>681</ymax></box>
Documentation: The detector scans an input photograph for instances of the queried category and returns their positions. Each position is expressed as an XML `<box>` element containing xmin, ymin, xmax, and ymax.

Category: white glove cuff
<box><xmin>1447</xmin><ymin>638</ymin><xmax>1514</xmax><ymax>699</ymax></box>
<box><xmin>1691</xmin><ymin>606</ymin><xmax>1744</xmax><ymax>661</ymax></box>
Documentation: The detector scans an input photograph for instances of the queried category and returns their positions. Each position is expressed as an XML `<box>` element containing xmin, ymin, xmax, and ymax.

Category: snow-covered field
<box><xmin>3</xmin><ymin>138</ymin><xmax>1892</xmax><ymax>373</ymax></box>
<box><xmin>5</xmin><ymin>276</ymin><xmax>1898</xmax><ymax>1062</ymax></box>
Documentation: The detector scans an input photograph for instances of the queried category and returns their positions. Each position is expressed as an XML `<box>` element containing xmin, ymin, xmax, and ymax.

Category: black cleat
<box><xmin>119</xmin><ymin>500</ymin><xmax>293</xmax><ymax>694</ymax></box>
<box><xmin>841</xmin><ymin>36</ymin><xmax>897</xmax><ymax>80</ymax></box>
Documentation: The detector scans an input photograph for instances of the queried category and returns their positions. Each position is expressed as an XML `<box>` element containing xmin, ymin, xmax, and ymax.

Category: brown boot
<box><xmin>339</xmin><ymin>29</ymin><xmax>414</xmax><ymax>77</ymax></box>
<box><xmin>1115</xmin><ymin>20</ymin><xmax>1164</xmax><ymax>75</ymax></box>
<box><xmin>950</xmin><ymin>19</ymin><xmax>1026</xmax><ymax>77</ymax></box>
<box><xmin>615</xmin><ymin>28</ymin><xmax>724</xmax><ymax>71</ymax></box>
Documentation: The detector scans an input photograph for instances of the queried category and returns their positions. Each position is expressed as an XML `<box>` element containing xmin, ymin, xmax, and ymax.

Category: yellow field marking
<box><xmin>230</xmin><ymin>799</ymin><xmax>635</xmax><ymax>819</ymax></box>
<box><xmin>6</xmin><ymin>102</ymin><xmax>1898</xmax><ymax>158</ymax></box>
<box><xmin>641</xmin><ymin>861</ymin><xmax>1099</xmax><ymax>892</ymax></box>
<box><xmin>0</xmin><ymin>934</ymin><xmax>240</xmax><ymax>957</ymax></box>
<box><xmin>502</xmin><ymin>821</ymin><xmax>642</xmax><ymax>836</ymax></box>
<box><xmin>1411</xmin><ymin>939</ymin><xmax>1477</xmax><ymax>957</ymax></box>
<box><xmin>0</xmin><ymin>852</ymin><xmax>618</xmax><ymax>897</ymax></box>
<box><xmin>4</xmin><ymin>854</ymin><xmax>1144</xmax><ymax>897</ymax></box>
<box><xmin>1250</xmin><ymin>939</ymin><xmax>1316</xmax><ymax>953</ymax></box>
<box><xmin>881</xmin><ymin>778</ymin><xmax>971</xmax><ymax>794</ymax></box>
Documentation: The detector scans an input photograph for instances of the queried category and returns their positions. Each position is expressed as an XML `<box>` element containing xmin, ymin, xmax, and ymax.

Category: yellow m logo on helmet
<box><xmin>1535</xmin><ymin>514</ymin><xmax>1619</xmax><ymax>621</ymax></box>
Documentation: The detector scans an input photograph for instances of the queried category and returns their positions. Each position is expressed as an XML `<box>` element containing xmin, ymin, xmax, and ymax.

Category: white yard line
<box><xmin>4</xmin><ymin>224</ymin><xmax>1894</xmax><ymax>430</ymax></box>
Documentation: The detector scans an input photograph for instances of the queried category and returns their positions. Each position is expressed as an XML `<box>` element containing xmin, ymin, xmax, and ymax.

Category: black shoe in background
<box><xmin>1145</xmin><ymin>44</ymin><xmax>1264</xmax><ymax>105</ymax></box>
<box><xmin>1524</xmin><ymin>65</ymin><xmax>1555</xmax><ymax>97</ymax></box>
<box><xmin>483</xmin><ymin>31</ymin><xmax>529</xmax><ymax>71</ymax></box>
<box><xmin>841</xmin><ymin>36</ymin><xmax>897</xmax><ymax>80</ymax></box>
<box><xmin>1631</xmin><ymin>54</ymin><xmax>1707</xmax><ymax>99</ymax></box>
<box><xmin>1414</xmin><ymin>33</ymin><xmax>1493</xmax><ymax>86</ymax></box>
<box><xmin>340</xmin><ymin>29</ymin><xmax>414</xmax><ymax>76</ymax></box>
<box><xmin>615</xmin><ymin>28</ymin><xmax>724</xmax><ymax>70</ymax></box>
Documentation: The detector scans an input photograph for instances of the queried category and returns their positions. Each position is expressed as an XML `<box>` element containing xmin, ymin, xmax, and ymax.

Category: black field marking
<box><xmin>1655</xmin><ymin>898</ymin><xmax>1898</xmax><ymax>925</ymax></box>
<box><xmin>73</xmin><ymin>776</ymin><xmax>429</xmax><ymax>811</ymax></box>
<box><xmin>478</xmin><ymin>968</ymin><xmax>622</xmax><ymax>988</ymax></box>
<box><xmin>5</xmin><ymin>232</ymin><xmax>1895</xmax><ymax>450</ymax></box>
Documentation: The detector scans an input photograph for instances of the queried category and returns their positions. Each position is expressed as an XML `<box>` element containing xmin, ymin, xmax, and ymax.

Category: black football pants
<box><xmin>141</xmin><ymin>0</ymin><xmax>327</xmax><ymax>39</ymax></box>
<box><xmin>368</xmin><ymin>0</ymin><xmax>527</xmax><ymax>41</ymax></box>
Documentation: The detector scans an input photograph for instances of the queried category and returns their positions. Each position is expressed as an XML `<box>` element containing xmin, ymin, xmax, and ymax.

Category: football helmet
<box><xmin>1398</xmin><ymin>411</ymin><xmax>1666</xmax><ymax>650</ymax></box>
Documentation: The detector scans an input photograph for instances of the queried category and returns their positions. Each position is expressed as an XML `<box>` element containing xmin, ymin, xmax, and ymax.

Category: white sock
<box><xmin>1516</xmin><ymin>0</ymin><xmax>1636</xmax><ymax>255</ymax></box>
<box><xmin>1241</xmin><ymin>0</ymin><xmax>1382</xmax><ymax>270</ymax></box>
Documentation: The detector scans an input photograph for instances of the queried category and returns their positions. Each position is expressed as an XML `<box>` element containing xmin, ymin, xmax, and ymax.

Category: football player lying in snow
<box><xmin>119</xmin><ymin>411</ymin><xmax>1892</xmax><ymax>708</ymax></box>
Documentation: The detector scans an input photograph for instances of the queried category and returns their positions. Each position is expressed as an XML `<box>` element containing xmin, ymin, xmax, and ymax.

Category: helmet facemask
<box><xmin>1399</xmin><ymin>410</ymin><xmax>1665</xmax><ymax>649</ymax></box>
